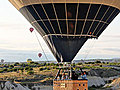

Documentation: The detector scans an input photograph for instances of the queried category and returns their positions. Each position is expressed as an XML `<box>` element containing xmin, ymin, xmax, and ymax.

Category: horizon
<box><xmin>0</xmin><ymin>1</ymin><xmax>120</xmax><ymax>62</ymax></box>
<box><xmin>1</xmin><ymin>58</ymin><xmax>120</xmax><ymax>63</ymax></box>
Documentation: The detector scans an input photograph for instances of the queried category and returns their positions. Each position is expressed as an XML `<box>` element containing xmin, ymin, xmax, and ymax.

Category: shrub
<box><xmin>39</xmin><ymin>68</ymin><xmax>44</xmax><ymax>71</ymax></box>
<box><xmin>77</xmin><ymin>63</ymin><xmax>82</xmax><ymax>65</ymax></box>
<box><xmin>25</xmin><ymin>66</ymin><xmax>30</xmax><ymax>70</ymax></box>
<box><xmin>46</xmin><ymin>67</ymin><xmax>50</xmax><ymax>70</ymax></box>
<box><xmin>29</xmin><ymin>67</ymin><xmax>33</xmax><ymax>71</ymax></box>
<box><xmin>14</xmin><ymin>62</ymin><xmax>19</xmax><ymax>66</ymax></box>
<box><xmin>13</xmin><ymin>68</ymin><xmax>18</xmax><ymax>72</ymax></box>
<box><xmin>53</xmin><ymin>66</ymin><xmax>57</xmax><ymax>69</ymax></box>
<box><xmin>46</xmin><ymin>63</ymin><xmax>50</xmax><ymax>66</ymax></box>
<box><xmin>95</xmin><ymin>60</ymin><xmax>101</xmax><ymax>63</ymax></box>
<box><xmin>55</xmin><ymin>64</ymin><xmax>59</xmax><ymax>66</ymax></box>
<box><xmin>9</xmin><ymin>65</ymin><xmax>14</xmax><ymax>68</ymax></box>
<box><xmin>106</xmin><ymin>62</ymin><xmax>109</xmax><ymax>64</ymax></box>
<box><xmin>7</xmin><ymin>69</ymin><xmax>13</xmax><ymax>72</ymax></box>
<box><xmin>27</xmin><ymin>71</ymin><xmax>34</xmax><ymax>75</ymax></box>
<box><xmin>43</xmin><ymin>62</ymin><xmax>46</xmax><ymax>66</ymax></box>
<box><xmin>3</xmin><ymin>68</ymin><xmax>7</xmax><ymax>72</ymax></box>
<box><xmin>20</xmin><ymin>63</ymin><xmax>26</xmax><ymax>67</ymax></box>
<box><xmin>34</xmin><ymin>62</ymin><xmax>39</xmax><ymax>65</ymax></box>
<box><xmin>19</xmin><ymin>67</ymin><xmax>24</xmax><ymax>70</ymax></box>
<box><xmin>37</xmin><ymin>64</ymin><xmax>42</xmax><ymax>67</ymax></box>
<box><xmin>0</xmin><ymin>70</ymin><xmax>3</xmax><ymax>73</ymax></box>
<box><xmin>50</xmin><ymin>63</ymin><xmax>55</xmax><ymax>66</ymax></box>
<box><xmin>30</xmin><ymin>61</ymin><xmax>34</xmax><ymax>64</ymax></box>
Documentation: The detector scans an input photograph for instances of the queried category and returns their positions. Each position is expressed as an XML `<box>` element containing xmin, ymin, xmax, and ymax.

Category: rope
<box><xmin>51</xmin><ymin>1</ymin><xmax>63</xmax><ymax>38</ymax></box>
<box><xmin>65</xmin><ymin>0</ymin><xmax>68</xmax><ymax>38</ymax></box>
<box><xmin>86</xmin><ymin>3</ymin><xmax>103</xmax><ymax>37</ymax></box>
<box><xmin>84</xmin><ymin>39</ymin><xmax>96</xmax><ymax>60</ymax></box>
<box><xmin>73</xmin><ymin>1</ymin><xmax>79</xmax><ymax>38</ymax></box>
<box><xmin>34</xmin><ymin>30</ymin><xmax>49</xmax><ymax>61</ymax></box>
<box><xmin>80</xmin><ymin>2</ymin><xmax>92</xmax><ymax>38</ymax></box>
<box><xmin>18</xmin><ymin>0</ymin><xmax>49</xmax><ymax>61</ymax></box>
<box><xmin>39</xmin><ymin>0</ymin><xmax>57</xmax><ymax>36</ymax></box>
<box><xmin>31</xmin><ymin>19</ymin><xmax>108</xmax><ymax>24</ymax></box>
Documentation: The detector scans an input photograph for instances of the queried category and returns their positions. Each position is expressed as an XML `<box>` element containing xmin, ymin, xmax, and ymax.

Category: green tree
<box><xmin>46</xmin><ymin>63</ymin><xmax>50</xmax><ymax>66</ymax></box>
<box><xmin>3</xmin><ymin>68</ymin><xmax>7</xmax><ymax>72</ymax></box>
<box><xmin>39</xmin><ymin>68</ymin><xmax>44</xmax><ymax>71</ymax></box>
<box><xmin>29</xmin><ymin>67</ymin><xmax>33</xmax><ymax>71</ymax></box>
<box><xmin>77</xmin><ymin>63</ymin><xmax>82</xmax><ymax>65</ymax></box>
<box><xmin>53</xmin><ymin>66</ymin><xmax>57</xmax><ymax>69</ymax></box>
<box><xmin>20</xmin><ymin>63</ymin><xmax>26</xmax><ymax>67</ymax></box>
<box><xmin>14</xmin><ymin>62</ymin><xmax>20</xmax><ymax>66</ymax></box>
<box><xmin>30</xmin><ymin>61</ymin><xmax>34</xmax><ymax>64</ymax></box>
<box><xmin>95</xmin><ymin>60</ymin><xmax>101</xmax><ymax>63</ymax></box>
<box><xmin>46</xmin><ymin>67</ymin><xmax>50</xmax><ymax>70</ymax></box>
<box><xmin>13</xmin><ymin>68</ymin><xmax>18</xmax><ymax>72</ymax></box>
<box><xmin>50</xmin><ymin>63</ymin><xmax>55</xmax><ymax>66</ymax></box>
<box><xmin>19</xmin><ymin>67</ymin><xmax>24</xmax><ymax>74</ymax></box>
<box><xmin>27</xmin><ymin>71</ymin><xmax>34</xmax><ymax>75</ymax></box>
<box><xmin>9</xmin><ymin>65</ymin><xmax>14</xmax><ymax>68</ymax></box>
<box><xmin>7</xmin><ymin>69</ymin><xmax>13</xmax><ymax>72</ymax></box>
<box><xmin>55</xmin><ymin>63</ymin><xmax>59</xmax><ymax>66</ymax></box>
<box><xmin>0</xmin><ymin>70</ymin><xmax>3</xmax><ymax>73</ymax></box>
<box><xmin>24</xmin><ymin>66</ymin><xmax>30</xmax><ymax>71</ymax></box>
<box><xmin>34</xmin><ymin>62</ymin><xmax>39</xmax><ymax>65</ymax></box>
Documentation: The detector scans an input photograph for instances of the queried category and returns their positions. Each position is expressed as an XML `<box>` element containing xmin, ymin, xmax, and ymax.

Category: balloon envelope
<box><xmin>38</xmin><ymin>53</ymin><xmax>42</xmax><ymax>58</ymax></box>
<box><xmin>29</xmin><ymin>28</ymin><xmax>34</xmax><ymax>32</ymax></box>
<box><xmin>9</xmin><ymin>0</ymin><xmax>120</xmax><ymax>62</ymax></box>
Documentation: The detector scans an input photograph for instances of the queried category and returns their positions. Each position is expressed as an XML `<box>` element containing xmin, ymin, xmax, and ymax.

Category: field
<box><xmin>0</xmin><ymin>61</ymin><xmax>120</xmax><ymax>84</ymax></box>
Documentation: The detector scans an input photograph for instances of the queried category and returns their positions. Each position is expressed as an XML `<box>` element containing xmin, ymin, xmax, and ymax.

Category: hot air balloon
<box><xmin>9</xmin><ymin>0</ymin><xmax>120</xmax><ymax>63</ymax></box>
<box><xmin>38</xmin><ymin>53</ymin><xmax>42</xmax><ymax>58</ymax></box>
<box><xmin>9</xmin><ymin>0</ymin><xmax>120</xmax><ymax>89</ymax></box>
<box><xmin>29</xmin><ymin>27</ymin><xmax>34</xmax><ymax>32</ymax></box>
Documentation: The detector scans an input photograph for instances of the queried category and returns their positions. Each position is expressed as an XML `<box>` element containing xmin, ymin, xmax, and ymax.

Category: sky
<box><xmin>0</xmin><ymin>0</ymin><xmax>120</xmax><ymax>62</ymax></box>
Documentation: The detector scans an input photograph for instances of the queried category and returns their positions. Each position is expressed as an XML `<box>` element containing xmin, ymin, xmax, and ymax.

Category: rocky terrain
<box><xmin>0</xmin><ymin>81</ymin><xmax>53</xmax><ymax>90</ymax></box>
<box><xmin>88</xmin><ymin>68</ymin><xmax>120</xmax><ymax>78</ymax></box>
<box><xmin>0</xmin><ymin>68</ymin><xmax>120</xmax><ymax>90</ymax></box>
<box><xmin>0</xmin><ymin>81</ymin><xmax>30</xmax><ymax>90</ymax></box>
<box><xmin>87</xmin><ymin>68</ymin><xmax>120</xmax><ymax>90</ymax></box>
<box><xmin>108</xmin><ymin>78</ymin><xmax>120</xmax><ymax>90</ymax></box>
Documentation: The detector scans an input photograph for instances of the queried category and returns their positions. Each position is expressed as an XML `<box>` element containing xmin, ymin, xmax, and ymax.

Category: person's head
<box><xmin>84</xmin><ymin>72</ymin><xmax>86</xmax><ymax>75</ymax></box>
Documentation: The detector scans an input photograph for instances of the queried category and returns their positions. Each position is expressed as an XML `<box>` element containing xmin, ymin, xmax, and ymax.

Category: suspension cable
<box><xmin>84</xmin><ymin>39</ymin><xmax>96</xmax><ymax>60</ymax></box>
<box><xmin>34</xmin><ymin>30</ymin><xmax>49</xmax><ymax>61</ymax></box>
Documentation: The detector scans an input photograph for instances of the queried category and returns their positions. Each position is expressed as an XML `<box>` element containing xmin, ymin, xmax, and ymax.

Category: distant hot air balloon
<box><xmin>29</xmin><ymin>27</ymin><xmax>34</xmax><ymax>32</ymax></box>
<box><xmin>9</xmin><ymin>0</ymin><xmax>120</xmax><ymax>63</ymax></box>
<box><xmin>38</xmin><ymin>53</ymin><xmax>42</xmax><ymax>58</ymax></box>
